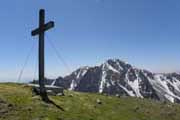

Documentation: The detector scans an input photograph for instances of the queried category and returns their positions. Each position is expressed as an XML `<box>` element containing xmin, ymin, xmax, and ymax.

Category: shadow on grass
<box><xmin>49</xmin><ymin>99</ymin><xmax>65</xmax><ymax>111</ymax></box>
<box><xmin>32</xmin><ymin>88</ymin><xmax>65</xmax><ymax>111</ymax></box>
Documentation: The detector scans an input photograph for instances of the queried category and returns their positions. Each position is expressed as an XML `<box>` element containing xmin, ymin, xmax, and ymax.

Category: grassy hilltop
<box><xmin>0</xmin><ymin>83</ymin><xmax>180</xmax><ymax>120</ymax></box>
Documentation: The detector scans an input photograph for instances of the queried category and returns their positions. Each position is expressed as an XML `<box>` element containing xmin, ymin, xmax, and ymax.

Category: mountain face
<box><xmin>51</xmin><ymin>59</ymin><xmax>180</xmax><ymax>103</ymax></box>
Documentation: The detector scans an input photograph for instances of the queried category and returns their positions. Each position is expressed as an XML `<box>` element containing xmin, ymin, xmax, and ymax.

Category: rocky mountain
<box><xmin>50</xmin><ymin>59</ymin><xmax>180</xmax><ymax>103</ymax></box>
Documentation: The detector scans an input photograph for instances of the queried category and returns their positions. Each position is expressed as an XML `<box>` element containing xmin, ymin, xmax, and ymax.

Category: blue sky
<box><xmin>1</xmin><ymin>0</ymin><xmax>180</xmax><ymax>82</ymax></box>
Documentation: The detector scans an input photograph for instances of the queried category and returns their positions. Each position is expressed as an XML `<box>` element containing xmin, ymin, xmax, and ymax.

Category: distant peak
<box><xmin>101</xmin><ymin>58</ymin><xmax>132</xmax><ymax>72</ymax></box>
<box><xmin>106</xmin><ymin>58</ymin><xmax>128</xmax><ymax>64</ymax></box>
<box><xmin>104</xmin><ymin>58</ymin><xmax>130</xmax><ymax>68</ymax></box>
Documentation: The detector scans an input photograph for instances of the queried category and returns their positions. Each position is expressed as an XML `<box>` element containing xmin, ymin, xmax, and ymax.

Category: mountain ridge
<box><xmin>36</xmin><ymin>58</ymin><xmax>180</xmax><ymax>103</ymax></box>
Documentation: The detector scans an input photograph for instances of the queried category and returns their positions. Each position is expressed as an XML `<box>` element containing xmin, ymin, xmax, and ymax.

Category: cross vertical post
<box><xmin>39</xmin><ymin>9</ymin><xmax>46</xmax><ymax>101</ymax></box>
<box><xmin>31</xmin><ymin>9</ymin><xmax>54</xmax><ymax>102</ymax></box>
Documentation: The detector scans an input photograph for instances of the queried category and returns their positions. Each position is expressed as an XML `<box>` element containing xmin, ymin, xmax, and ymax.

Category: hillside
<box><xmin>1</xmin><ymin>83</ymin><xmax>180</xmax><ymax>120</ymax></box>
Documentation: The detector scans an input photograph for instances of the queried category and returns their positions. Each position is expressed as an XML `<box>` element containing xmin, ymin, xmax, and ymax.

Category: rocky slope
<box><xmin>50</xmin><ymin>59</ymin><xmax>180</xmax><ymax>103</ymax></box>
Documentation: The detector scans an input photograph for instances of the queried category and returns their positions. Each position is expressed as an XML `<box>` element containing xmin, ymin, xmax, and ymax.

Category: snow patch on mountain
<box><xmin>51</xmin><ymin>79</ymin><xmax>56</xmax><ymax>86</ymax></box>
<box><xmin>148</xmin><ymin>74</ymin><xmax>180</xmax><ymax>103</ymax></box>
<box><xmin>118</xmin><ymin>83</ymin><xmax>135</xmax><ymax>96</ymax></box>
<box><xmin>69</xmin><ymin>79</ymin><xmax>77</xmax><ymax>90</ymax></box>
<box><xmin>104</xmin><ymin>62</ymin><xmax>120</xmax><ymax>73</ymax></box>
<box><xmin>126</xmin><ymin>69</ymin><xmax>143</xmax><ymax>98</ymax></box>
<box><xmin>99</xmin><ymin>71</ymin><xmax>107</xmax><ymax>93</ymax></box>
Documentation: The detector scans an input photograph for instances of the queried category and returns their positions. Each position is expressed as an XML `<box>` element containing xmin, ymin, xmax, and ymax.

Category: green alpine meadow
<box><xmin>0</xmin><ymin>83</ymin><xmax>180</xmax><ymax>120</ymax></box>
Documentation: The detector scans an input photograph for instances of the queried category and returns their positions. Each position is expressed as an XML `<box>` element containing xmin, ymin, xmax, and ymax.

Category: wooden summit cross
<box><xmin>31</xmin><ymin>9</ymin><xmax>54</xmax><ymax>102</ymax></box>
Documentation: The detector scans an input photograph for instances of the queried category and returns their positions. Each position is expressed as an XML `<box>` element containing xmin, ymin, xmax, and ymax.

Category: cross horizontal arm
<box><xmin>31</xmin><ymin>21</ymin><xmax>54</xmax><ymax>36</ymax></box>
